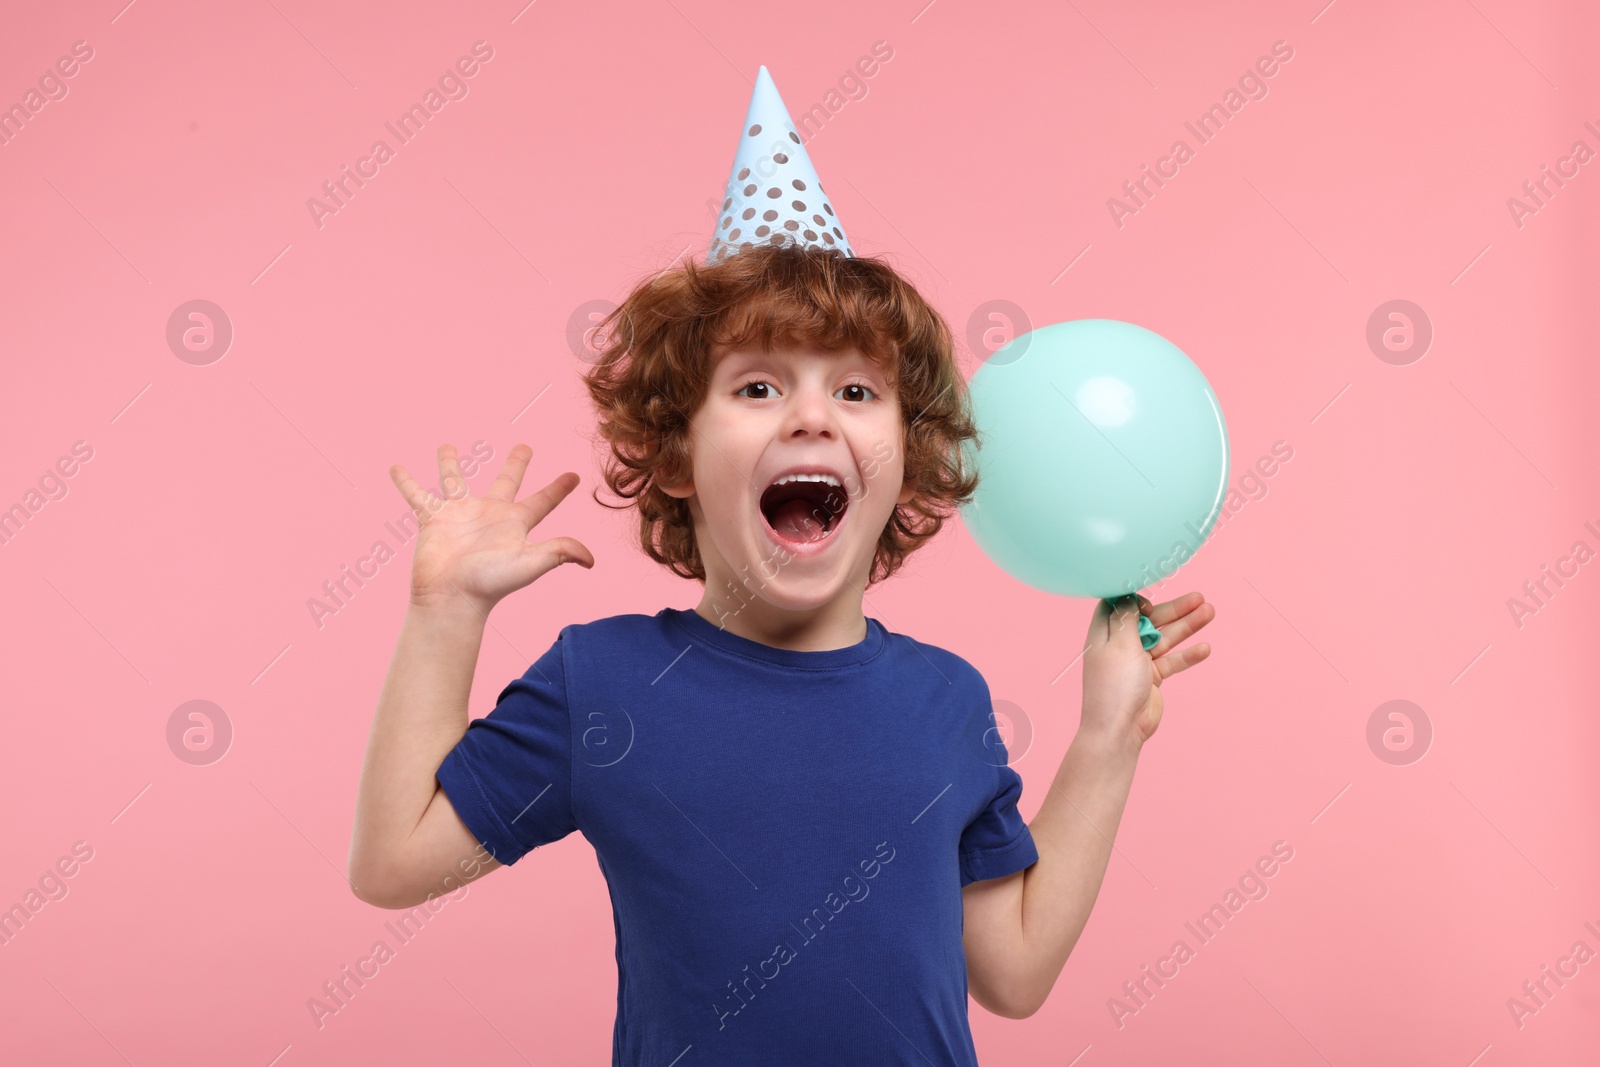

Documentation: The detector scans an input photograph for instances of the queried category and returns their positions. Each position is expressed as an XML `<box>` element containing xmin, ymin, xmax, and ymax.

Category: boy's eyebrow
<box><xmin>715</xmin><ymin>346</ymin><xmax>890</xmax><ymax>377</ymax></box>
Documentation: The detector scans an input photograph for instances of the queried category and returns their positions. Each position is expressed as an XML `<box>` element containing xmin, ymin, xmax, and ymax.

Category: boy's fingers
<box><xmin>1156</xmin><ymin>641</ymin><xmax>1212</xmax><ymax>681</ymax></box>
<box><xmin>1106</xmin><ymin>594</ymin><xmax>1145</xmax><ymax>649</ymax></box>
<box><xmin>513</xmin><ymin>537</ymin><xmax>595</xmax><ymax>586</ymax></box>
<box><xmin>1149</xmin><ymin>599</ymin><xmax>1217</xmax><ymax>658</ymax></box>
<box><xmin>390</xmin><ymin>463</ymin><xmax>443</xmax><ymax>516</ymax></box>
<box><xmin>1146</xmin><ymin>591</ymin><xmax>1205</xmax><ymax>628</ymax></box>
<box><xmin>437</xmin><ymin>443</ymin><xmax>468</xmax><ymax>501</ymax></box>
<box><xmin>1086</xmin><ymin>595</ymin><xmax>1113</xmax><ymax>646</ymax></box>
<box><xmin>550</xmin><ymin>537</ymin><xmax>595</xmax><ymax>569</ymax></box>
<box><xmin>1088</xmin><ymin>595</ymin><xmax>1139</xmax><ymax>647</ymax></box>
<box><xmin>515</xmin><ymin>472</ymin><xmax>581</xmax><ymax>529</ymax></box>
<box><xmin>486</xmin><ymin>443</ymin><xmax>533</xmax><ymax>502</ymax></box>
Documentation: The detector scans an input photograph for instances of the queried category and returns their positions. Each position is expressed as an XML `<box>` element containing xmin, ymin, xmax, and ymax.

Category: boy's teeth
<box><xmin>772</xmin><ymin>473</ymin><xmax>841</xmax><ymax>487</ymax></box>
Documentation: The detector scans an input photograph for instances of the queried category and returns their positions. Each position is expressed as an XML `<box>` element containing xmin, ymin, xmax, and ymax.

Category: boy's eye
<box><xmin>734</xmin><ymin>380</ymin><xmax>877</xmax><ymax>402</ymax></box>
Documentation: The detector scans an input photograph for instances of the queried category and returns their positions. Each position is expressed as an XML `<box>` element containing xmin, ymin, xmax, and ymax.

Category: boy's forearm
<box><xmin>348</xmin><ymin>599</ymin><xmax>487</xmax><ymax>890</ymax></box>
<box><xmin>1014</xmin><ymin>726</ymin><xmax>1142</xmax><ymax>1011</ymax></box>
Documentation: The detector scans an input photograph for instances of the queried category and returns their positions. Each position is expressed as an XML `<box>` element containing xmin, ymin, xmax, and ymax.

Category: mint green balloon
<box><xmin>962</xmin><ymin>319</ymin><xmax>1229</xmax><ymax>607</ymax></box>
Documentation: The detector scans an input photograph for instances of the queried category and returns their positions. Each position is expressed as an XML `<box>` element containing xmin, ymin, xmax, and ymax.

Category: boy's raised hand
<box><xmin>1079</xmin><ymin>591</ymin><xmax>1214</xmax><ymax>751</ymax></box>
<box><xmin>389</xmin><ymin>443</ymin><xmax>594</xmax><ymax>615</ymax></box>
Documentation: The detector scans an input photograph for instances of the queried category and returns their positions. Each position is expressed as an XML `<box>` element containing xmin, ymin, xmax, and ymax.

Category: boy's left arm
<box><xmin>963</xmin><ymin>592</ymin><xmax>1215</xmax><ymax>1020</ymax></box>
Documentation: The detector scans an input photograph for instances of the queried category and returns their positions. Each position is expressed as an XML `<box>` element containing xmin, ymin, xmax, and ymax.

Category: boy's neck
<box><xmin>692</xmin><ymin>590</ymin><xmax>869</xmax><ymax>653</ymax></box>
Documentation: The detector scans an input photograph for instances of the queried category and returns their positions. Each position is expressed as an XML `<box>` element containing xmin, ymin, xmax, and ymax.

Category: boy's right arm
<box><xmin>346</xmin><ymin>443</ymin><xmax>594</xmax><ymax>909</ymax></box>
<box><xmin>348</xmin><ymin>599</ymin><xmax>499</xmax><ymax>908</ymax></box>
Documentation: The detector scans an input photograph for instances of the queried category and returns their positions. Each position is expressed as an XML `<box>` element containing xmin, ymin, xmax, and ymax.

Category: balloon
<box><xmin>960</xmin><ymin>319</ymin><xmax>1229</xmax><ymax>650</ymax></box>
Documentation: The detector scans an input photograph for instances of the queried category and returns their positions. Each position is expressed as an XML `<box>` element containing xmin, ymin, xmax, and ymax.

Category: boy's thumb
<box><xmin>555</xmin><ymin>538</ymin><xmax>595</xmax><ymax>568</ymax></box>
<box><xmin>525</xmin><ymin>538</ymin><xmax>594</xmax><ymax>582</ymax></box>
<box><xmin>1107</xmin><ymin>594</ymin><xmax>1142</xmax><ymax>644</ymax></box>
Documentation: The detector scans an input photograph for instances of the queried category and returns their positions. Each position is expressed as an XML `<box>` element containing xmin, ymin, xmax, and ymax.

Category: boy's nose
<box><xmin>781</xmin><ymin>385</ymin><xmax>838</xmax><ymax>438</ymax></box>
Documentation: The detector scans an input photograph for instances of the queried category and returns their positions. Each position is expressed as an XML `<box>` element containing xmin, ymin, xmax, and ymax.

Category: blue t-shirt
<box><xmin>435</xmin><ymin>606</ymin><xmax>1039</xmax><ymax>1066</ymax></box>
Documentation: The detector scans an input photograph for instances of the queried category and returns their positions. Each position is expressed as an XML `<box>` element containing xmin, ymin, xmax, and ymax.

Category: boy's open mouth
<box><xmin>759</xmin><ymin>471</ymin><xmax>849</xmax><ymax>546</ymax></box>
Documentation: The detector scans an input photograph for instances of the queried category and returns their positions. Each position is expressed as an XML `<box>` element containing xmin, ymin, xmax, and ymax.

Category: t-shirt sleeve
<box><xmin>434</xmin><ymin>633</ymin><xmax>577</xmax><ymax>868</ymax></box>
<box><xmin>958</xmin><ymin>752</ymin><xmax>1040</xmax><ymax>888</ymax></box>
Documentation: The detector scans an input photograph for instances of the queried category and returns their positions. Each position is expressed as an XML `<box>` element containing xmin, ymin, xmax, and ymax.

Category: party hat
<box><xmin>707</xmin><ymin>66</ymin><xmax>854</xmax><ymax>265</ymax></box>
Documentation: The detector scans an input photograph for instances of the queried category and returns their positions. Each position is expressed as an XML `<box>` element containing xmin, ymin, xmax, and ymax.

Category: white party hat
<box><xmin>707</xmin><ymin>66</ymin><xmax>854</xmax><ymax>265</ymax></box>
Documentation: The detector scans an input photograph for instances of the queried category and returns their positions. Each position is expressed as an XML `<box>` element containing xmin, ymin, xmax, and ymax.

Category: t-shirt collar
<box><xmin>662</xmin><ymin>606</ymin><xmax>887</xmax><ymax>670</ymax></box>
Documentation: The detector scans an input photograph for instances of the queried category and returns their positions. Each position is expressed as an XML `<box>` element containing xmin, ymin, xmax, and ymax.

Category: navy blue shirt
<box><xmin>435</xmin><ymin>606</ymin><xmax>1039</xmax><ymax>1066</ymax></box>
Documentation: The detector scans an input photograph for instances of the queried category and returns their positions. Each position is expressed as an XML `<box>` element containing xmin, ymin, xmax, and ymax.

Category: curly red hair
<box><xmin>580</xmin><ymin>243</ymin><xmax>979</xmax><ymax>586</ymax></box>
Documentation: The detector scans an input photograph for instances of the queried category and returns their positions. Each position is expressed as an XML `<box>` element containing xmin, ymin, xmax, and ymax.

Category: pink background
<box><xmin>2</xmin><ymin>0</ymin><xmax>1597</xmax><ymax>1063</ymax></box>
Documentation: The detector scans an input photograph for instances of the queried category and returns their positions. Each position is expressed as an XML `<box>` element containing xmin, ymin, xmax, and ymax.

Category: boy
<box><xmin>348</xmin><ymin>69</ymin><xmax>1214</xmax><ymax>1066</ymax></box>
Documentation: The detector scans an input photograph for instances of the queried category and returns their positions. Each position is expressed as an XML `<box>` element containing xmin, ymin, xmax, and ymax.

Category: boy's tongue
<box><xmin>771</xmin><ymin>499</ymin><xmax>826</xmax><ymax>542</ymax></box>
